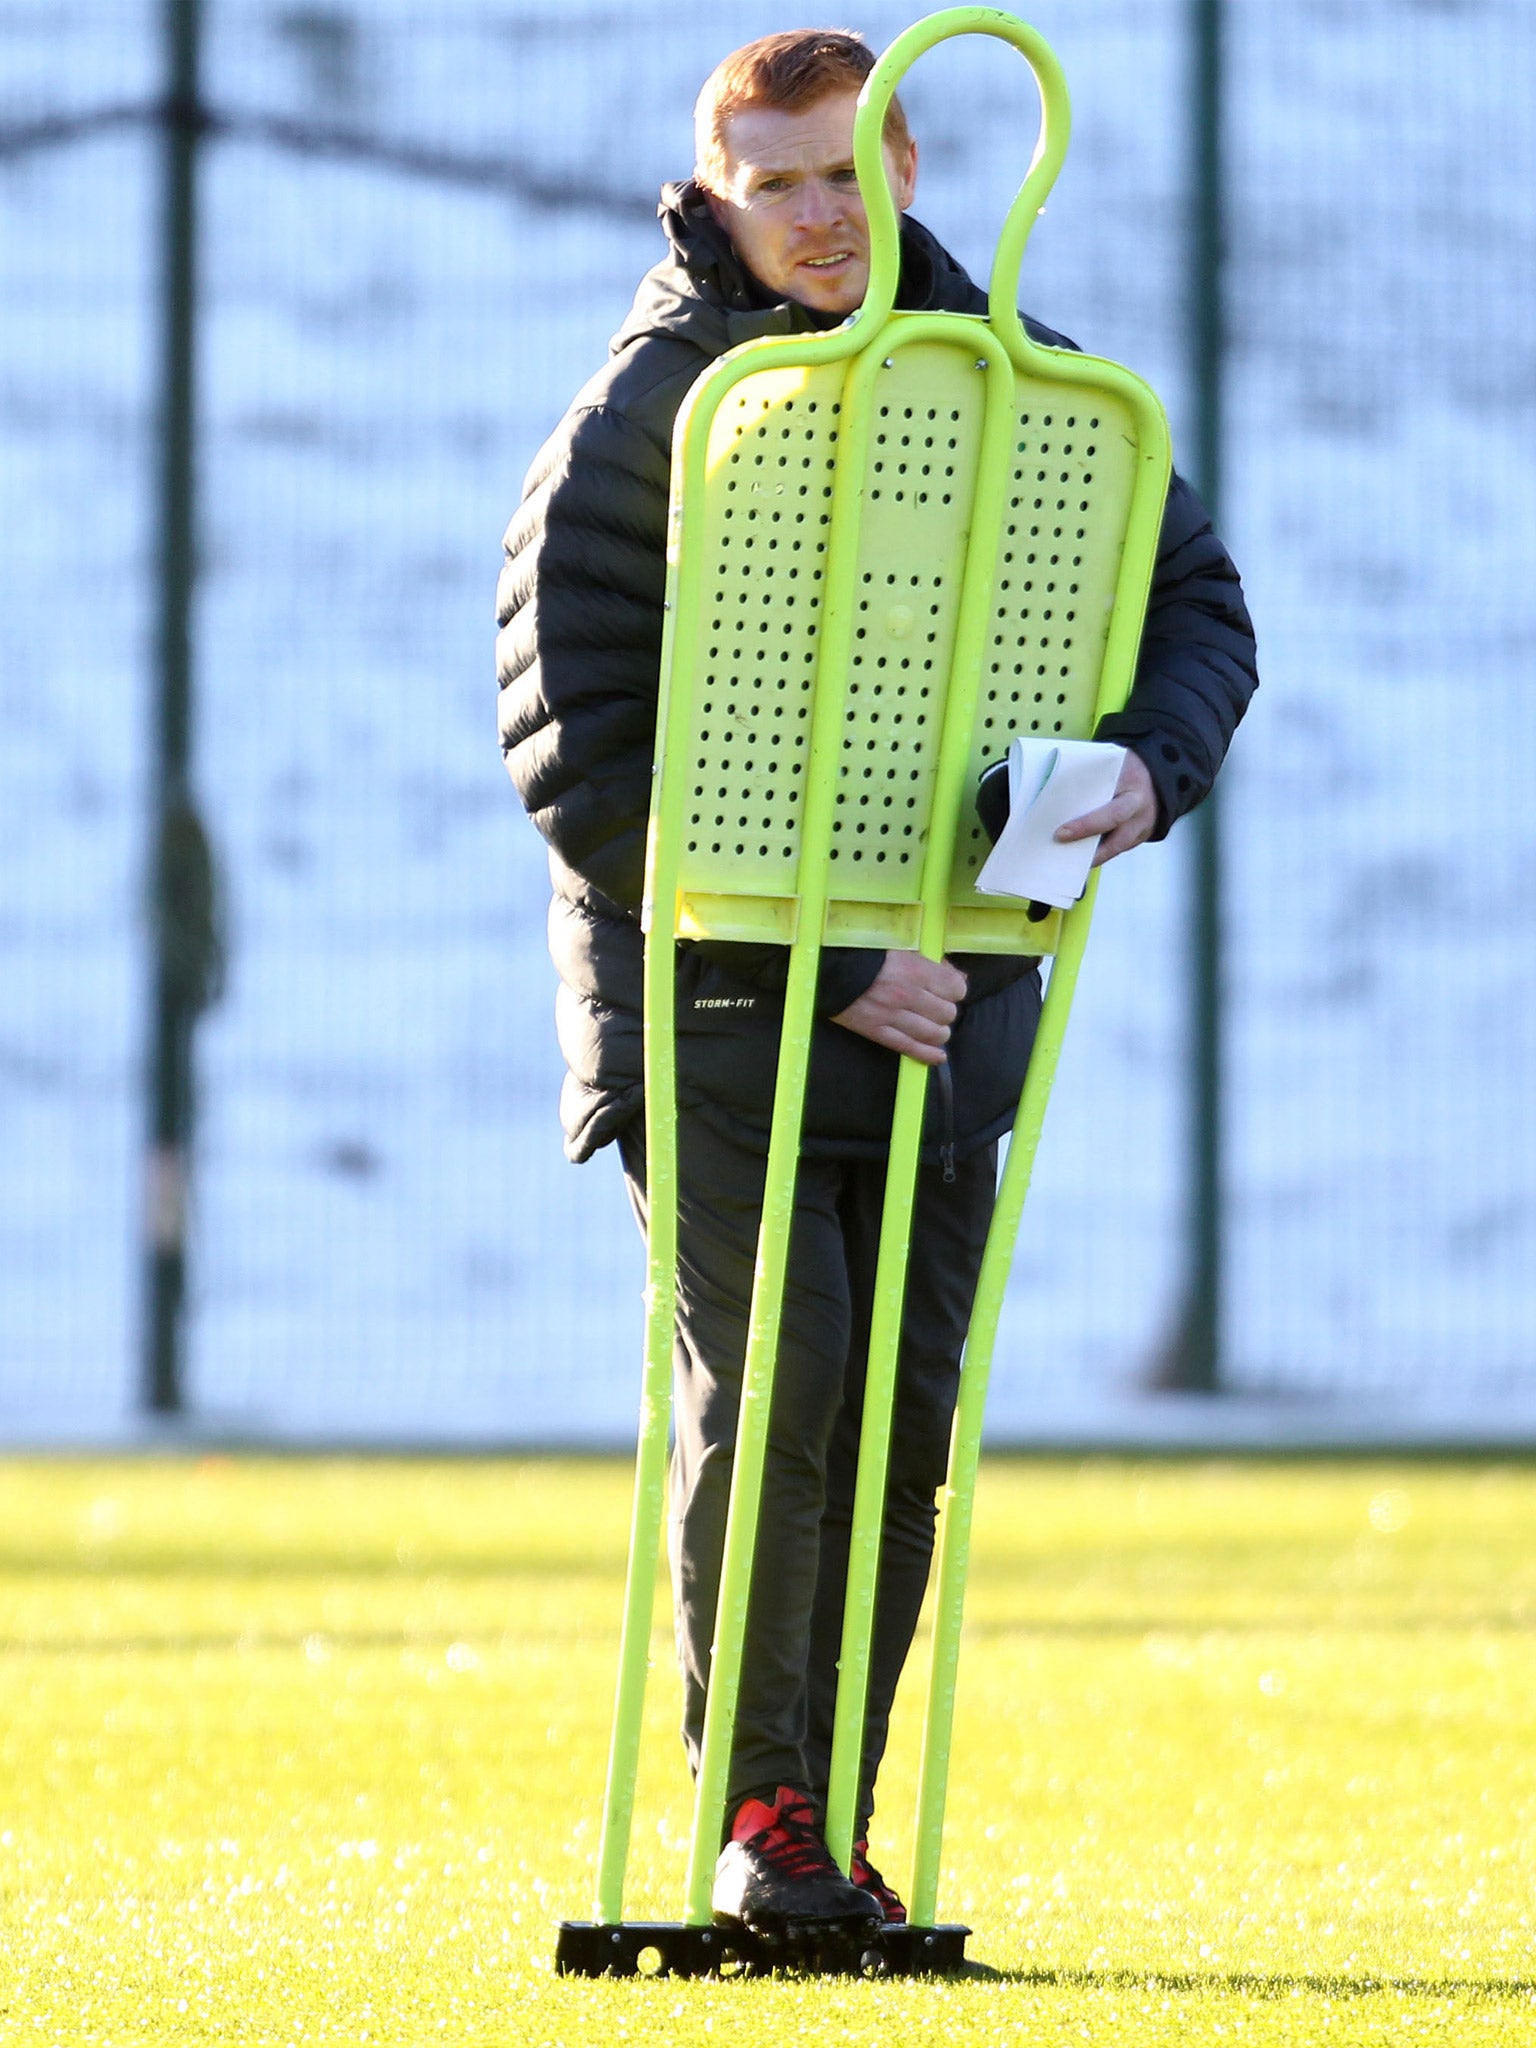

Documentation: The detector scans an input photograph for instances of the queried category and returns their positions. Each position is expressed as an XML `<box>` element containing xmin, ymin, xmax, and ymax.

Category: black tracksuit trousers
<box><xmin>618</xmin><ymin>1114</ymin><xmax>997</xmax><ymax>1839</ymax></box>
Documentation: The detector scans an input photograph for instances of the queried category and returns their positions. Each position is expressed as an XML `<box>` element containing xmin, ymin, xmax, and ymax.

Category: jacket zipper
<box><xmin>935</xmin><ymin>1058</ymin><xmax>957</xmax><ymax>1184</ymax></box>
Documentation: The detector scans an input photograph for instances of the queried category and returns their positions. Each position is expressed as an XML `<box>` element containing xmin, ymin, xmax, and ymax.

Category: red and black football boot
<box><xmin>850</xmin><ymin>1837</ymin><xmax>908</xmax><ymax>1924</ymax></box>
<box><xmin>712</xmin><ymin>1787</ymin><xmax>882</xmax><ymax>1937</ymax></box>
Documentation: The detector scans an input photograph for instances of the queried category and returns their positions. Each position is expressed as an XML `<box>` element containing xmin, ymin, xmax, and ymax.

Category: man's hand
<box><xmin>1054</xmin><ymin>747</ymin><xmax>1158</xmax><ymax>867</ymax></box>
<box><xmin>831</xmin><ymin>951</ymin><xmax>967</xmax><ymax>1065</ymax></box>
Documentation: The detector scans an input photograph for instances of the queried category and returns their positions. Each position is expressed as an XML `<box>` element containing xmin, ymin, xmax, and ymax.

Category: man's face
<box><xmin>704</xmin><ymin>89</ymin><xmax>918</xmax><ymax>317</ymax></box>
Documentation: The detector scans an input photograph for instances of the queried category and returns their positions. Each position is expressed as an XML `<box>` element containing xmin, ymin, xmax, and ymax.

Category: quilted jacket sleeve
<box><xmin>1093</xmin><ymin>471</ymin><xmax>1258</xmax><ymax>834</ymax></box>
<box><xmin>496</xmin><ymin>402</ymin><xmax>673</xmax><ymax>913</ymax></box>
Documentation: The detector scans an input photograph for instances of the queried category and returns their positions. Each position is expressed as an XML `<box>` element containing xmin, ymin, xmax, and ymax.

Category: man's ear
<box><xmin>701</xmin><ymin>182</ymin><xmax>731</xmax><ymax>228</ymax></box>
<box><xmin>893</xmin><ymin>138</ymin><xmax>919</xmax><ymax>213</ymax></box>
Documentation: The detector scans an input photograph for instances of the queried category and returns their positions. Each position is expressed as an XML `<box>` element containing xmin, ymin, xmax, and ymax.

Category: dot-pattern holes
<box><xmin>830</xmin><ymin>357</ymin><xmax>979</xmax><ymax>877</ymax></box>
<box><xmin>869</xmin><ymin>408</ymin><xmax>960</xmax><ymax>509</ymax></box>
<box><xmin>960</xmin><ymin>403</ymin><xmax>1125</xmax><ymax>882</ymax></box>
<box><xmin>688</xmin><ymin>385</ymin><xmax>840</xmax><ymax>870</ymax></box>
<box><xmin>834</xmin><ymin>562</ymin><xmax>955</xmax><ymax>872</ymax></box>
<box><xmin>693</xmin><ymin>374</ymin><xmax>1134</xmax><ymax>904</ymax></box>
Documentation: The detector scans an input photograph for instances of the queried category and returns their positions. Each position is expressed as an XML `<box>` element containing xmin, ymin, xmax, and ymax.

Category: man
<box><xmin>497</xmin><ymin>30</ymin><xmax>1256</xmax><ymax>1938</ymax></box>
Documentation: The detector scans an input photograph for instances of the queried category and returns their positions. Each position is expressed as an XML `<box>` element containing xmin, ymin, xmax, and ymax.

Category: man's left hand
<box><xmin>1053</xmin><ymin>748</ymin><xmax>1158</xmax><ymax>867</ymax></box>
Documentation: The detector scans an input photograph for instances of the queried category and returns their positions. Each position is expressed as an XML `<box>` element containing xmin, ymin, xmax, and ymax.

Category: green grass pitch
<box><xmin>2</xmin><ymin>1455</ymin><xmax>1534</xmax><ymax>2044</ymax></box>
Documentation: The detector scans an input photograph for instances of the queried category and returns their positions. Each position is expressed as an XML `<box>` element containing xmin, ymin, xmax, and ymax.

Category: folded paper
<box><xmin>974</xmin><ymin>736</ymin><xmax>1127</xmax><ymax>907</ymax></box>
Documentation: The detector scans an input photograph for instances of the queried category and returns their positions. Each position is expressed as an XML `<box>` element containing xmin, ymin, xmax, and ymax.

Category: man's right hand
<box><xmin>830</xmin><ymin>951</ymin><xmax>967</xmax><ymax>1065</ymax></box>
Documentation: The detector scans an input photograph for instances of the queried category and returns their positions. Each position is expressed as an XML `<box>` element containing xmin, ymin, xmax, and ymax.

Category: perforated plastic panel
<box><xmin>664</xmin><ymin>322</ymin><xmax>1143</xmax><ymax>955</ymax></box>
<box><xmin>685</xmin><ymin>365</ymin><xmax>845</xmax><ymax>899</ymax></box>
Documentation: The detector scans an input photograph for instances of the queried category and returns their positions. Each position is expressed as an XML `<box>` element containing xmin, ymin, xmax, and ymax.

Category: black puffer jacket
<box><xmin>497</xmin><ymin>184</ymin><xmax>1257</xmax><ymax>1164</ymax></box>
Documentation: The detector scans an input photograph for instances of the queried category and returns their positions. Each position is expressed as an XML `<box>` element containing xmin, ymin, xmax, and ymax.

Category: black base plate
<box><xmin>555</xmin><ymin>1918</ymin><xmax>971</xmax><ymax>1979</ymax></box>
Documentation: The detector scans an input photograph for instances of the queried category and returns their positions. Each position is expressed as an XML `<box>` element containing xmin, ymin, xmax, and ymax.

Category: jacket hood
<box><xmin>609</xmin><ymin>178</ymin><xmax>988</xmax><ymax>362</ymax></box>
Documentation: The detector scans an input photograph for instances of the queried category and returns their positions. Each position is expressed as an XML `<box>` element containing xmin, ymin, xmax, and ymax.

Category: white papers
<box><xmin>974</xmin><ymin>736</ymin><xmax>1126</xmax><ymax>908</ymax></box>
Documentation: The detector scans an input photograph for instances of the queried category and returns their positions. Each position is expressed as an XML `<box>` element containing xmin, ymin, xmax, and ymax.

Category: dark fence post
<box><xmin>144</xmin><ymin>0</ymin><xmax>219</xmax><ymax>1414</ymax></box>
<box><xmin>1160</xmin><ymin>0</ymin><xmax>1225</xmax><ymax>1392</ymax></box>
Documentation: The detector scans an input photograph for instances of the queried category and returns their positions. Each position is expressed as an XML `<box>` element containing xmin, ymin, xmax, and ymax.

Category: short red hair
<box><xmin>693</xmin><ymin>29</ymin><xmax>912</xmax><ymax>193</ymax></box>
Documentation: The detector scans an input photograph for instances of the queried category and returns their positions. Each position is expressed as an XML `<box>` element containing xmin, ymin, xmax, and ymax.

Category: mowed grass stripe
<box><xmin>1</xmin><ymin>1456</ymin><xmax>1533</xmax><ymax>2044</ymax></box>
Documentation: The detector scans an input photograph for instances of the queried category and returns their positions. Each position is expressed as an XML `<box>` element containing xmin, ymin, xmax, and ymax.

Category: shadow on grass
<box><xmin>8</xmin><ymin>1606</ymin><xmax>1535</xmax><ymax>1655</ymax></box>
<box><xmin>0</xmin><ymin>1552</ymin><xmax>624</xmax><ymax>1581</ymax></box>
<box><xmin>970</xmin><ymin>1963</ymin><xmax>1536</xmax><ymax>2000</ymax></box>
<box><xmin>0</xmin><ymin>1624</ymin><xmax>637</xmax><ymax>1657</ymax></box>
<box><xmin>961</xmin><ymin>1610</ymin><xmax>1536</xmax><ymax>1639</ymax></box>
